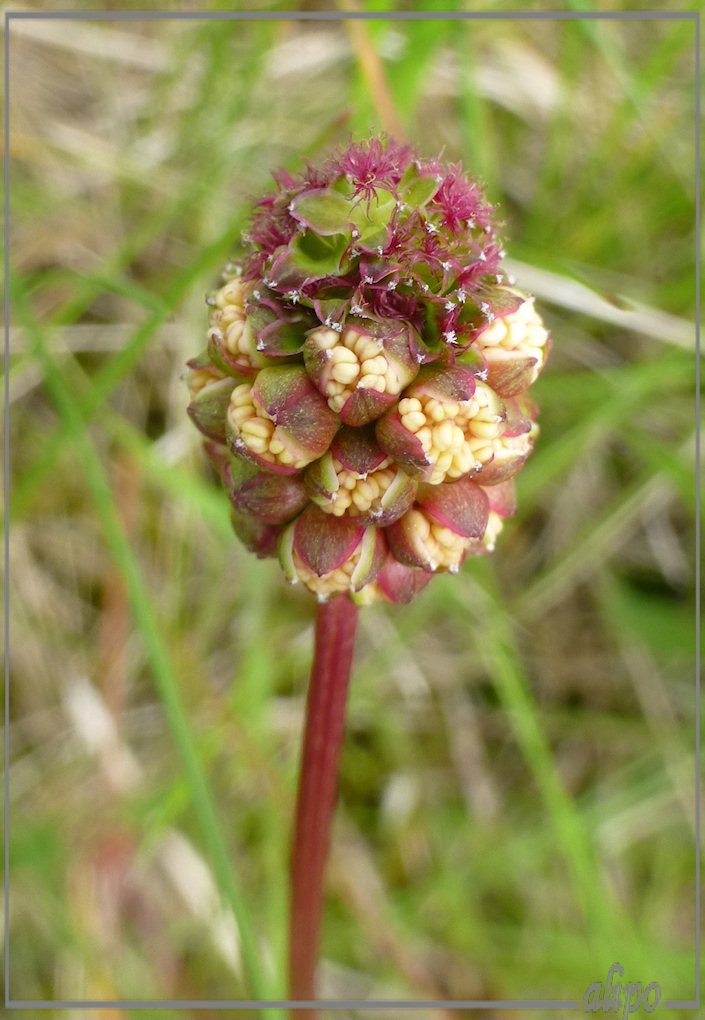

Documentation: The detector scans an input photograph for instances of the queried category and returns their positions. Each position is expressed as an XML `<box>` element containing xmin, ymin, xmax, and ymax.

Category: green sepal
<box><xmin>398</xmin><ymin>163</ymin><xmax>439</xmax><ymax>208</ymax></box>
<box><xmin>455</xmin><ymin>345</ymin><xmax>487</xmax><ymax>377</ymax></box>
<box><xmin>226</xmin><ymin>453</ymin><xmax>310</xmax><ymax>524</ymax></box>
<box><xmin>352</xmin><ymin>223</ymin><xmax>389</xmax><ymax>252</ymax></box>
<box><xmin>349</xmin><ymin>528</ymin><xmax>387</xmax><ymax>592</ymax></box>
<box><xmin>289</xmin><ymin>189</ymin><xmax>353</xmax><ymax>236</ymax></box>
<box><xmin>288</xmin><ymin>230</ymin><xmax>350</xmax><ymax>277</ymax></box>
<box><xmin>278</xmin><ymin>521</ymin><xmax>298</xmax><ymax>583</ymax></box>
<box><xmin>254</xmin><ymin>366</ymin><xmax>340</xmax><ymax>457</ymax></box>
<box><xmin>350</xmin><ymin>188</ymin><xmax>397</xmax><ymax>246</ymax></box>
<box><xmin>313</xmin><ymin>289</ymin><xmax>352</xmax><ymax>327</ymax></box>
<box><xmin>331</xmin><ymin>424</ymin><xmax>387</xmax><ymax>475</ymax></box>
<box><xmin>246</xmin><ymin>299</ymin><xmax>310</xmax><ymax>357</ymax></box>
<box><xmin>293</xmin><ymin>504</ymin><xmax>364</xmax><ymax>577</ymax></box>
<box><xmin>230</xmin><ymin>507</ymin><xmax>283</xmax><ymax>560</ymax></box>
<box><xmin>304</xmin><ymin>451</ymin><xmax>340</xmax><ymax>505</ymax></box>
<box><xmin>417</xmin><ymin>478</ymin><xmax>489</xmax><ymax>539</ymax></box>
<box><xmin>413</xmin><ymin>260</ymin><xmax>444</xmax><ymax>295</ymax></box>
<box><xmin>186</xmin><ymin>348</ymin><xmax>214</xmax><ymax>372</ymax></box>
<box><xmin>418</xmin><ymin>301</ymin><xmax>444</xmax><ymax>355</ymax></box>
<box><xmin>258</xmin><ymin>317</ymin><xmax>309</xmax><ymax>357</ymax></box>
<box><xmin>187</xmin><ymin>377</ymin><xmax>234</xmax><ymax>443</ymax></box>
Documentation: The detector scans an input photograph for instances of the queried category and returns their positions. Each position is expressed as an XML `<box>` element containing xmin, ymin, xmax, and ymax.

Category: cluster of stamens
<box><xmin>290</xmin><ymin>547</ymin><xmax>363</xmax><ymax>597</ymax></box>
<box><xmin>496</xmin><ymin>428</ymin><xmax>535</xmax><ymax>458</ymax></box>
<box><xmin>320</xmin><ymin>460</ymin><xmax>399</xmax><ymax>518</ymax></box>
<box><xmin>227</xmin><ymin>384</ymin><xmax>309</xmax><ymax>470</ymax></box>
<box><xmin>208</xmin><ymin>278</ymin><xmax>256</xmax><ymax>369</ymax></box>
<box><xmin>310</xmin><ymin>327</ymin><xmax>404</xmax><ymax>413</ymax></box>
<box><xmin>188</xmin><ymin>365</ymin><xmax>227</xmax><ymax>398</ymax></box>
<box><xmin>399</xmin><ymin>508</ymin><xmax>469</xmax><ymax>573</ymax></box>
<box><xmin>398</xmin><ymin>382</ymin><xmax>504</xmax><ymax>484</ymax></box>
<box><xmin>476</xmin><ymin>298</ymin><xmax>548</xmax><ymax>366</ymax></box>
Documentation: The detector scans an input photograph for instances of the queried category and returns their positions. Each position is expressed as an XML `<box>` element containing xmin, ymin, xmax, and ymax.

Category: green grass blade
<box><xmin>10</xmin><ymin>216</ymin><xmax>245</xmax><ymax>524</ymax></box>
<box><xmin>441</xmin><ymin>565</ymin><xmax>632</xmax><ymax>958</ymax></box>
<box><xmin>11</xmin><ymin>267</ymin><xmax>273</xmax><ymax>1005</ymax></box>
<box><xmin>514</xmin><ymin>472</ymin><xmax>672</xmax><ymax>623</ymax></box>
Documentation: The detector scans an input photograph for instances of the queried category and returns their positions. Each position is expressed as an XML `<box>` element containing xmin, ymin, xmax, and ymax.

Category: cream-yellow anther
<box><xmin>400</xmin><ymin>382</ymin><xmax>503</xmax><ymax>484</ymax></box>
<box><xmin>475</xmin><ymin>298</ymin><xmax>548</xmax><ymax>371</ymax></box>
<box><xmin>308</xmin><ymin>326</ymin><xmax>407</xmax><ymax>413</ymax></box>
<box><xmin>227</xmin><ymin>383</ymin><xmax>310</xmax><ymax>470</ymax></box>
<box><xmin>316</xmin><ymin>459</ymin><xmax>397</xmax><ymax>519</ymax></box>
<box><xmin>402</xmin><ymin>508</ymin><xmax>471</xmax><ymax>572</ymax></box>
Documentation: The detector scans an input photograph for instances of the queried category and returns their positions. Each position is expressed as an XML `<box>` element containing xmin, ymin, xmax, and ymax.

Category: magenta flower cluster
<box><xmin>187</xmin><ymin>137</ymin><xmax>550</xmax><ymax>603</ymax></box>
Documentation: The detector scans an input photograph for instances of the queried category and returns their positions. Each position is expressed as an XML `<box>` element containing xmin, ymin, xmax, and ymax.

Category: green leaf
<box><xmin>12</xmin><ymin>266</ymin><xmax>271</xmax><ymax>1002</ymax></box>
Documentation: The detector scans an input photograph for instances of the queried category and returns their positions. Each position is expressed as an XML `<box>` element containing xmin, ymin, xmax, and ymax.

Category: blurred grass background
<box><xmin>5</xmin><ymin>2</ymin><xmax>699</xmax><ymax>1018</ymax></box>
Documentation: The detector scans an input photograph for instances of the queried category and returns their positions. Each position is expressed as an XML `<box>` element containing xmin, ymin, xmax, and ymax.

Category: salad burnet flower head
<box><xmin>187</xmin><ymin>137</ymin><xmax>550</xmax><ymax>604</ymax></box>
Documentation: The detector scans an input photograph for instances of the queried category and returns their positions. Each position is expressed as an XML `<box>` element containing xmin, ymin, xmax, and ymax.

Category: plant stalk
<box><xmin>288</xmin><ymin>595</ymin><xmax>359</xmax><ymax>1016</ymax></box>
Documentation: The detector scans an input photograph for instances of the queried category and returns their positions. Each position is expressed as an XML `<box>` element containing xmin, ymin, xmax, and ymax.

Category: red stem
<box><xmin>289</xmin><ymin>595</ymin><xmax>359</xmax><ymax>1015</ymax></box>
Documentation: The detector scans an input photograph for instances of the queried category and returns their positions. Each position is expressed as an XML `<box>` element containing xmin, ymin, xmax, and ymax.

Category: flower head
<box><xmin>329</xmin><ymin>136</ymin><xmax>415</xmax><ymax>209</ymax></box>
<box><xmin>187</xmin><ymin>136</ymin><xmax>550</xmax><ymax>602</ymax></box>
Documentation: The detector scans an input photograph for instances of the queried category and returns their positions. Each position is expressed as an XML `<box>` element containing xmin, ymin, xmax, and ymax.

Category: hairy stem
<box><xmin>289</xmin><ymin>595</ymin><xmax>359</xmax><ymax>1016</ymax></box>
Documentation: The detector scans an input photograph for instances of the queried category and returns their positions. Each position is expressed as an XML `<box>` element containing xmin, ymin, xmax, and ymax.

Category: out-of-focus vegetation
<box><xmin>6</xmin><ymin>3</ymin><xmax>698</xmax><ymax>1018</ymax></box>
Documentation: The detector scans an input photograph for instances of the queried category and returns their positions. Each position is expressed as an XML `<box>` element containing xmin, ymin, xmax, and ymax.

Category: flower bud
<box><xmin>417</xmin><ymin>476</ymin><xmax>490</xmax><ymax>537</ymax></box>
<box><xmin>377</xmin><ymin>366</ymin><xmax>505</xmax><ymax>485</ymax></box>
<box><xmin>472</xmin><ymin>291</ymin><xmax>550</xmax><ymax>397</ymax></box>
<box><xmin>482</xmin><ymin>478</ymin><xmax>517</xmax><ymax>518</ymax></box>
<box><xmin>185</xmin><ymin>351</ymin><xmax>229</xmax><ymax>399</ymax></box>
<box><xmin>305</xmin><ymin>454</ymin><xmax>416</xmax><ymax>525</ymax></box>
<box><xmin>304</xmin><ymin>425</ymin><xmax>416</xmax><ymax>524</ymax></box>
<box><xmin>226</xmin><ymin>366</ymin><xmax>339</xmax><ymax>474</ymax></box>
<box><xmin>303</xmin><ymin>319</ymin><xmax>419</xmax><ymax>426</ymax></box>
<box><xmin>225</xmin><ymin>455</ymin><xmax>310</xmax><ymax>524</ymax></box>
<box><xmin>474</xmin><ymin>393</ymin><xmax>538</xmax><ymax>485</ymax></box>
<box><xmin>188</xmin><ymin>375</ymin><xmax>238</xmax><ymax>444</ymax></box>
<box><xmin>207</xmin><ymin>276</ymin><xmax>261</xmax><ymax>377</ymax></box>
<box><xmin>230</xmin><ymin>507</ymin><xmax>284</xmax><ymax>560</ymax></box>
<box><xmin>352</xmin><ymin>555</ymin><xmax>432</xmax><ymax>606</ymax></box>
<box><xmin>386</xmin><ymin>478</ymin><xmax>489</xmax><ymax>574</ymax></box>
<box><xmin>280</xmin><ymin>504</ymin><xmax>386</xmax><ymax>598</ymax></box>
<box><xmin>202</xmin><ymin>439</ymin><xmax>232</xmax><ymax>483</ymax></box>
<box><xmin>207</xmin><ymin>318</ymin><xmax>268</xmax><ymax>378</ymax></box>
